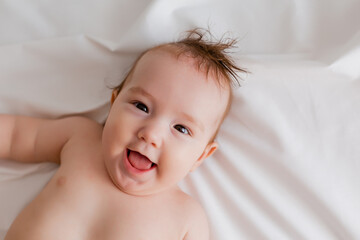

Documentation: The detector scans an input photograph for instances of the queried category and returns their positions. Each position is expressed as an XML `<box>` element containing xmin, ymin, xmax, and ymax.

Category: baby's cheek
<box><xmin>181</xmin><ymin>146</ymin><xmax>203</xmax><ymax>167</ymax></box>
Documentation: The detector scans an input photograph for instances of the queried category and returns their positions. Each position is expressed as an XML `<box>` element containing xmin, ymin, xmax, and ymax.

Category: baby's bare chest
<box><xmin>5</xmin><ymin>166</ymin><xmax>187</xmax><ymax>240</ymax></box>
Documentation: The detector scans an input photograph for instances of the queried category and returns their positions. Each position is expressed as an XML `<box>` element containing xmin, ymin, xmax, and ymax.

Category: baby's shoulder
<box><xmin>67</xmin><ymin>116</ymin><xmax>102</xmax><ymax>131</ymax></box>
<box><xmin>171</xmin><ymin>190</ymin><xmax>209</xmax><ymax>239</ymax></box>
<box><xmin>174</xmin><ymin>190</ymin><xmax>204</xmax><ymax>213</ymax></box>
<box><xmin>59</xmin><ymin>116</ymin><xmax>103</xmax><ymax>162</ymax></box>
<box><xmin>62</xmin><ymin>116</ymin><xmax>103</xmax><ymax>141</ymax></box>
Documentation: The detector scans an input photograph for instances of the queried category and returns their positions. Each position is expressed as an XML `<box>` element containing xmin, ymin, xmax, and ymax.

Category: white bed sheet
<box><xmin>1</xmin><ymin>1</ymin><xmax>359</xmax><ymax>239</ymax></box>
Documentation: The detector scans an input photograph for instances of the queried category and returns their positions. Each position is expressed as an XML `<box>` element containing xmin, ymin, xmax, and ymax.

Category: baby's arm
<box><xmin>0</xmin><ymin>114</ymin><xmax>99</xmax><ymax>164</ymax></box>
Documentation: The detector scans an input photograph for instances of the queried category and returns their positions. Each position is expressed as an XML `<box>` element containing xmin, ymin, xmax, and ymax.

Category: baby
<box><xmin>0</xmin><ymin>29</ymin><xmax>245</xmax><ymax>239</ymax></box>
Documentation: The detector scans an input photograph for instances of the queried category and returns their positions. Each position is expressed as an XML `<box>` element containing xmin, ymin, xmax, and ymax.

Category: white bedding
<box><xmin>1</xmin><ymin>1</ymin><xmax>359</xmax><ymax>239</ymax></box>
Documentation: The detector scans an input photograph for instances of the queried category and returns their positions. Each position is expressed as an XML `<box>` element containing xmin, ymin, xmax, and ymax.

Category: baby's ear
<box><xmin>111</xmin><ymin>90</ymin><xmax>119</xmax><ymax>106</ymax></box>
<box><xmin>190</xmin><ymin>142</ymin><xmax>218</xmax><ymax>172</ymax></box>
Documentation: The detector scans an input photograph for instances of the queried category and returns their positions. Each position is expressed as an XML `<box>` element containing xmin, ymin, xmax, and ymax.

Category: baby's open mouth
<box><xmin>127</xmin><ymin>149</ymin><xmax>157</xmax><ymax>171</ymax></box>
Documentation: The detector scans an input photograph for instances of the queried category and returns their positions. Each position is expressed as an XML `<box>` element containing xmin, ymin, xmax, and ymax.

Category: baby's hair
<box><xmin>168</xmin><ymin>28</ymin><xmax>246</xmax><ymax>88</ymax></box>
<box><xmin>113</xmin><ymin>28</ymin><xmax>247</xmax><ymax>94</ymax></box>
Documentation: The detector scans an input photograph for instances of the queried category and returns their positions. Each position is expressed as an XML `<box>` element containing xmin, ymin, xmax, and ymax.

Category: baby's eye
<box><xmin>174</xmin><ymin>124</ymin><xmax>190</xmax><ymax>135</ymax></box>
<box><xmin>133</xmin><ymin>102</ymin><xmax>148</xmax><ymax>113</ymax></box>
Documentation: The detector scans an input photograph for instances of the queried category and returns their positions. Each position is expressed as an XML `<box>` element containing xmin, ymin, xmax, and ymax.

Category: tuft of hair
<box><xmin>166</xmin><ymin>28</ymin><xmax>247</xmax><ymax>89</ymax></box>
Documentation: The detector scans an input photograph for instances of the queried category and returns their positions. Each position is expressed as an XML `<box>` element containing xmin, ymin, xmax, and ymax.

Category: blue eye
<box><xmin>174</xmin><ymin>125</ymin><xmax>190</xmax><ymax>135</ymax></box>
<box><xmin>134</xmin><ymin>102</ymin><xmax>148</xmax><ymax>113</ymax></box>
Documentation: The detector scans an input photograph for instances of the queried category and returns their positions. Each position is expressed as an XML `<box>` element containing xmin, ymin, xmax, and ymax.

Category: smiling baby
<box><xmin>0</xmin><ymin>29</ymin><xmax>245</xmax><ymax>240</ymax></box>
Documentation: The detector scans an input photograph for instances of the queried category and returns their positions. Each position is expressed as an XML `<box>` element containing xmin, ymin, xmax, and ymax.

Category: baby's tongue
<box><xmin>128</xmin><ymin>151</ymin><xmax>152</xmax><ymax>170</ymax></box>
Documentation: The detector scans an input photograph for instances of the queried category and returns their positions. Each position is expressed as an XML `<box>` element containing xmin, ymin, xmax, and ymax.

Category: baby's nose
<box><xmin>137</xmin><ymin>122</ymin><xmax>164</xmax><ymax>148</ymax></box>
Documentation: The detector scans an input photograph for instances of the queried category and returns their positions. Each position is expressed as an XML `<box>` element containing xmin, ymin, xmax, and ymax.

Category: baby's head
<box><xmin>113</xmin><ymin>29</ymin><xmax>244</xmax><ymax>139</ymax></box>
<box><xmin>102</xmin><ymin>29</ymin><xmax>246</xmax><ymax>196</ymax></box>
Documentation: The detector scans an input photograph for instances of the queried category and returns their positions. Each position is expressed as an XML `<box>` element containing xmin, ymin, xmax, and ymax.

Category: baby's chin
<box><xmin>114</xmin><ymin>180</ymin><xmax>178</xmax><ymax>197</ymax></box>
<box><xmin>105</xmin><ymin>166</ymin><xmax>175</xmax><ymax>197</ymax></box>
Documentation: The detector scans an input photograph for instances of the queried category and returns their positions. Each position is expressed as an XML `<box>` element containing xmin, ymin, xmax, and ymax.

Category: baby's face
<box><xmin>102</xmin><ymin>49</ymin><xmax>229</xmax><ymax>196</ymax></box>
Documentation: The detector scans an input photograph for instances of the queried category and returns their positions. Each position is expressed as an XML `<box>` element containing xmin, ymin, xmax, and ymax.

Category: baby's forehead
<box><xmin>139</xmin><ymin>46</ymin><xmax>229</xmax><ymax>89</ymax></box>
<box><xmin>142</xmin><ymin>46</ymin><xmax>195</xmax><ymax>66</ymax></box>
<box><xmin>137</xmin><ymin>47</ymin><xmax>211</xmax><ymax>82</ymax></box>
<box><xmin>135</xmin><ymin>49</ymin><xmax>230</xmax><ymax>100</ymax></box>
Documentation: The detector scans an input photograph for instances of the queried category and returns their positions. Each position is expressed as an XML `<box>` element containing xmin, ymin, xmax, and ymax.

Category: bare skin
<box><xmin>4</xmin><ymin>118</ymin><xmax>205</xmax><ymax>239</ymax></box>
<box><xmin>1</xmin><ymin>49</ymin><xmax>229</xmax><ymax>239</ymax></box>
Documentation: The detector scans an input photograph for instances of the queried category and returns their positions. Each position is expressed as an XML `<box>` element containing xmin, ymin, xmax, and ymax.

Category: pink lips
<box><xmin>124</xmin><ymin>149</ymin><xmax>157</xmax><ymax>174</ymax></box>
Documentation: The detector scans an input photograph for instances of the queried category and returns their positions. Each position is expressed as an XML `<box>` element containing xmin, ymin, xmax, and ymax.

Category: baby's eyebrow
<box><xmin>180</xmin><ymin>112</ymin><xmax>204</xmax><ymax>132</ymax></box>
<box><xmin>128</xmin><ymin>87</ymin><xmax>155</xmax><ymax>102</ymax></box>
